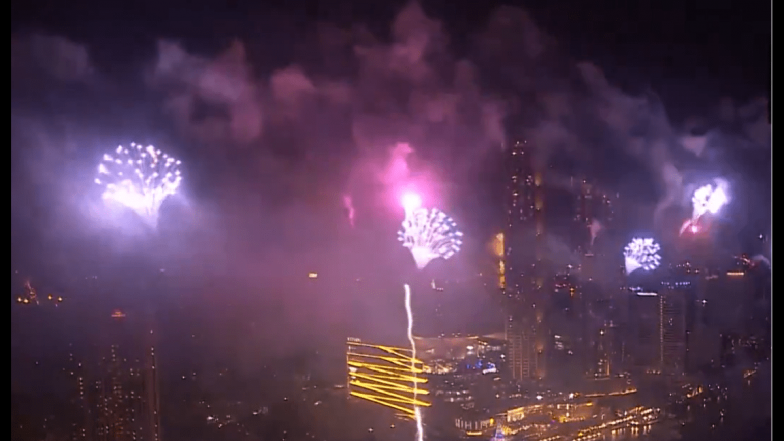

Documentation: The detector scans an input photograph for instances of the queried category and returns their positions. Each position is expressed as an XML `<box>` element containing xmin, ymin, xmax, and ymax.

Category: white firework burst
<box><xmin>623</xmin><ymin>237</ymin><xmax>661</xmax><ymax>274</ymax></box>
<box><xmin>692</xmin><ymin>181</ymin><xmax>728</xmax><ymax>219</ymax></box>
<box><xmin>95</xmin><ymin>143</ymin><xmax>182</xmax><ymax>227</ymax></box>
<box><xmin>398</xmin><ymin>207</ymin><xmax>463</xmax><ymax>270</ymax></box>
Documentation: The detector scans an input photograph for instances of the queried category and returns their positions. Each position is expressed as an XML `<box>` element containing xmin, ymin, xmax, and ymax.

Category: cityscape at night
<box><xmin>12</xmin><ymin>1</ymin><xmax>770</xmax><ymax>441</ymax></box>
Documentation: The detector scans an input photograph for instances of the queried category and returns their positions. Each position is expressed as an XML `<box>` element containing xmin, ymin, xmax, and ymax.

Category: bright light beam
<box><xmin>404</xmin><ymin>284</ymin><xmax>424</xmax><ymax>441</ymax></box>
<box><xmin>95</xmin><ymin>143</ymin><xmax>182</xmax><ymax>228</ymax></box>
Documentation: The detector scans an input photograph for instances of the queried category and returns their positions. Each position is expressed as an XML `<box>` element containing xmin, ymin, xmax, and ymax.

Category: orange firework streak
<box><xmin>346</xmin><ymin>339</ymin><xmax>430</xmax><ymax>417</ymax></box>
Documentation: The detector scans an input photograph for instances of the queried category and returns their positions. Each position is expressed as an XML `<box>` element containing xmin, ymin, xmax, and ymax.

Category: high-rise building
<box><xmin>504</xmin><ymin>315</ymin><xmax>535</xmax><ymax>380</ymax></box>
<box><xmin>628</xmin><ymin>291</ymin><xmax>661</xmax><ymax>373</ymax></box>
<box><xmin>91</xmin><ymin>309</ymin><xmax>161</xmax><ymax>441</ymax></box>
<box><xmin>659</xmin><ymin>288</ymin><xmax>687</xmax><ymax>374</ymax></box>
<box><xmin>571</xmin><ymin>179</ymin><xmax>617</xmax><ymax>252</ymax></box>
<box><xmin>506</xmin><ymin>140</ymin><xmax>545</xmax><ymax>298</ymax></box>
<box><xmin>65</xmin><ymin>351</ymin><xmax>93</xmax><ymax>440</ymax></box>
<box><xmin>504</xmin><ymin>140</ymin><xmax>546</xmax><ymax>381</ymax></box>
<box><xmin>593</xmin><ymin>325</ymin><xmax>611</xmax><ymax>378</ymax></box>
<box><xmin>627</xmin><ymin>286</ymin><xmax>687</xmax><ymax>375</ymax></box>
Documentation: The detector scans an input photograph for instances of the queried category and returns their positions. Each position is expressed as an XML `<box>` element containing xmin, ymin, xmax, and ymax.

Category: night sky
<box><xmin>12</xmin><ymin>0</ymin><xmax>770</xmax><ymax>372</ymax></box>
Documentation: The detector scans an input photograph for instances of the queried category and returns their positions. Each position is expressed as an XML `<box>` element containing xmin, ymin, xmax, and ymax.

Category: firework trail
<box><xmin>404</xmin><ymin>284</ymin><xmax>424</xmax><ymax>441</ymax></box>
<box><xmin>95</xmin><ymin>143</ymin><xmax>182</xmax><ymax>228</ymax></box>
<box><xmin>398</xmin><ymin>198</ymin><xmax>462</xmax><ymax>440</ymax></box>
<box><xmin>623</xmin><ymin>237</ymin><xmax>661</xmax><ymax>274</ymax></box>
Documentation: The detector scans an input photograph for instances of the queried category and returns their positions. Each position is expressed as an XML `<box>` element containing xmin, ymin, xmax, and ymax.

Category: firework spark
<box><xmin>95</xmin><ymin>143</ymin><xmax>182</xmax><ymax>227</ymax></box>
<box><xmin>404</xmin><ymin>284</ymin><xmax>424</xmax><ymax>441</ymax></box>
<box><xmin>623</xmin><ymin>237</ymin><xmax>661</xmax><ymax>274</ymax></box>
<box><xmin>398</xmin><ymin>208</ymin><xmax>463</xmax><ymax>270</ymax></box>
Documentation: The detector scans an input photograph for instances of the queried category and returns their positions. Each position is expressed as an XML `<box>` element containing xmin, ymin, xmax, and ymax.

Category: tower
<box><xmin>593</xmin><ymin>325</ymin><xmax>611</xmax><ymax>378</ymax></box>
<box><xmin>572</xmin><ymin>179</ymin><xmax>618</xmax><ymax>253</ymax></box>
<box><xmin>92</xmin><ymin>309</ymin><xmax>161</xmax><ymax>441</ymax></box>
<box><xmin>505</xmin><ymin>139</ymin><xmax>545</xmax><ymax>380</ymax></box>
<box><xmin>660</xmin><ymin>288</ymin><xmax>687</xmax><ymax>374</ymax></box>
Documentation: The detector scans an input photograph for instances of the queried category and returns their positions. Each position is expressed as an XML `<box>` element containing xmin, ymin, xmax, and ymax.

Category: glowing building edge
<box><xmin>346</xmin><ymin>339</ymin><xmax>430</xmax><ymax>417</ymax></box>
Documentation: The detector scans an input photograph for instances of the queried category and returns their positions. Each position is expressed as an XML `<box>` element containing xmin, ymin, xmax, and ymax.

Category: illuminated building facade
<box><xmin>505</xmin><ymin>139</ymin><xmax>545</xmax><ymax>300</ymax></box>
<box><xmin>505</xmin><ymin>139</ymin><xmax>545</xmax><ymax>380</ymax></box>
<box><xmin>627</xmin><ymin>286</ymin><xmax>687</xmax><ymax>375</ymax></box>
<box><xmin>346</xmin><ymin>338</ymin><xmax>430</xmax><ymax>418</ymax></box>
<box><xmin>491</xmin><ymin>233</ymin><xmax>506</xmax><ymax>291</ymax></box>
<box><xmin>691</xmin><ymin>264</ymin><xmax>762</xmax><ymax>368</ymax></box>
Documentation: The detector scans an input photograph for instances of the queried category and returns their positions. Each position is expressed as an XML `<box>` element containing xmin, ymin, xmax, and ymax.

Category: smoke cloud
<box><xmin>11</xmin><ymin>1</ymin><xmax>770</xmax><ymax>369</ymax></box>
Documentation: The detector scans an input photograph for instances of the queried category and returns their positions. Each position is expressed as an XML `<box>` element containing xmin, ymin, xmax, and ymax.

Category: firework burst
<box><xmin>623</xmin><ymin>237</ymin><xmax>661</xmax><ymax>274</ymax></box>
<box><xmin>95</xmin><ymin>143</ymin><xmax>182</xmax><ymax>227</ymax></box>
<box><xmin>398</xmin><ymin>207</ymin><xmax>463</xmax><ymax>270</ymax></box>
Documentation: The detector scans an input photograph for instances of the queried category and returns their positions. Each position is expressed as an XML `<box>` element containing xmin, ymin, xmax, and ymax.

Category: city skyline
<box><xmin>12</xmin><ymin>0</ymin><xmax>770</xmax><ymax>440</ymax></box>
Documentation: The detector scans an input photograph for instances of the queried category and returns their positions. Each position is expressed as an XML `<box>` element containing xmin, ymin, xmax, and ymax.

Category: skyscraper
<box><xmin>659</xmin><ymin>288</ymin><xmax>687</xmax><ymax>374</ymax></box>
<box><xmin>593</xmin><ymin>325</ymin><xmax>611</xmax><ymax>378</ymax></box>
<box><xmin>91</xmin><ymin>309</ymin><xmax>161</xmax><ymax>441</ymax></box>
<box><xmin>571</xmin><ymin>179</ymin><xmax>617</xmax><ymax>252</ymax></box>
<box><xmin>504</xmin><ymin>139</ymin><xmax>545</xmax><ymax>380</ymax></box>
<box><xmin>506</xmin><ymin>140</ymin><xmax>545</xmax><ymax>298</ymax></box>
<box><xmin>505</xmin><ymin>315</ymin><xmax>534</xmax><ymax>380</ymax></box>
